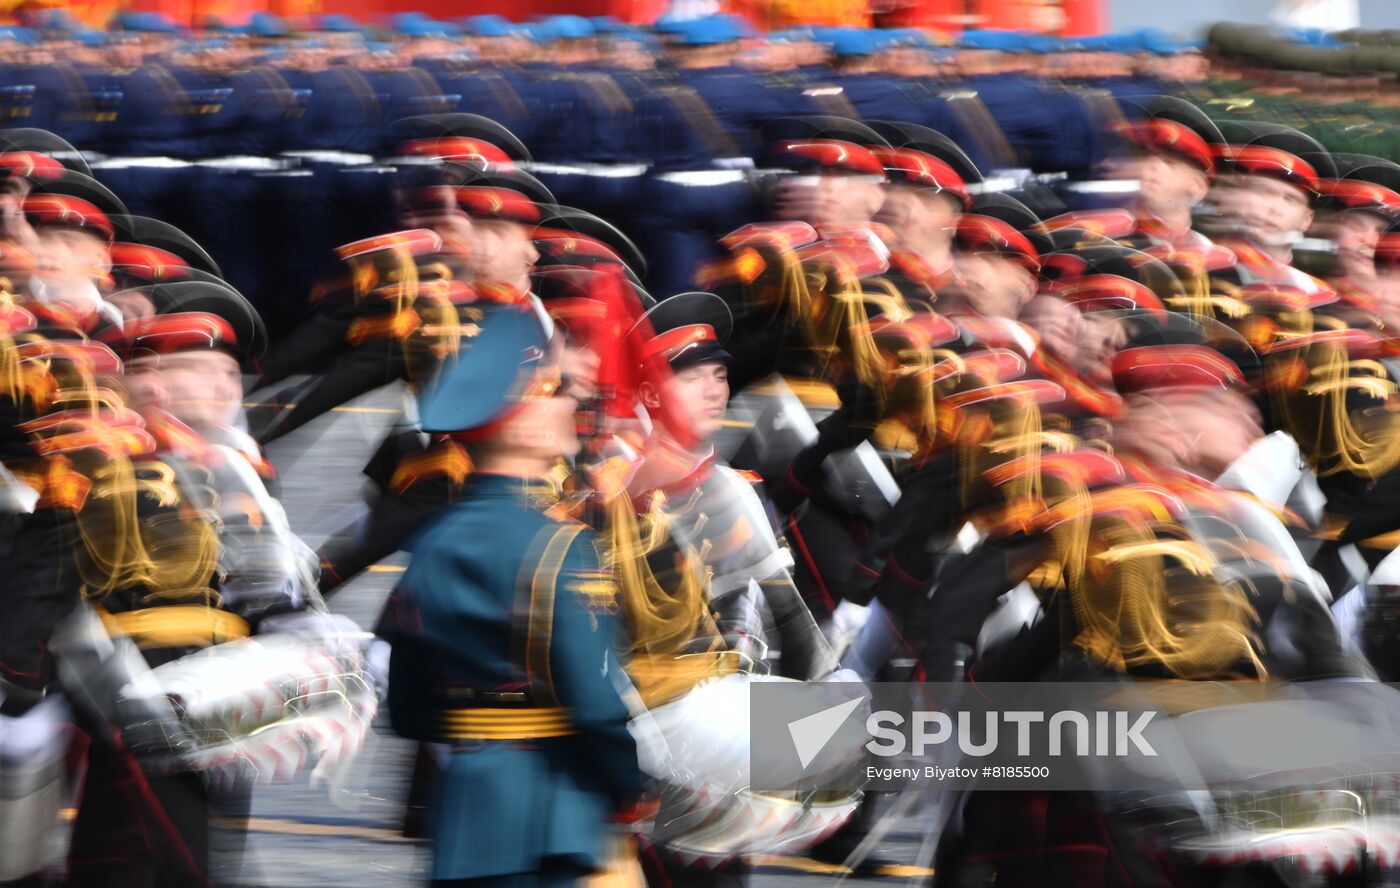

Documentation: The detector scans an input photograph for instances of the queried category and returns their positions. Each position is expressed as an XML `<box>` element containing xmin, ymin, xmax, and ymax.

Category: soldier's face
<box><xmin>0</xmin><ymin>177</ymin><xmax>36</xmax><ymax>252</ymax></box>
<box><xmin>34</xmin><ymin>226</ymin><xmax>110</xmax><ymax>284</ymax></box>
<box><xmin>561</xmin><ymin>339</ymin><xmax>601</xmax><ymax>400</ymax></box>
<box><xmin>469</xmin><ymin>221</ymin><xmax>538</xmax><ymax>291</ymax></box>
<box><xmin>877</xmin><ymin>188</ymin><xmax>959</xmax><ymax>245</ymax></box>
<box><xmin>649</xmin><ymin>360</ymin><xmax>729</xmax><ymax>443</ymax></box>
<box><xmin>1080</xmin><ymin>313</ymin><xmax>1127</xmax><ymax>386</ymax></box>
<box><xmin>1137</xmin><ymin>154</ymin><xmax>1208</xmax><ymax>217</ymax></box>
<box><xmin>954</xmin><ymin>252</ymin><xmax>1036</xmax><ymax>319</ymax></box>
<box><xmin>1117</xmin><ymin>389</ymin><xmax>1262</xmax><ymax>477</ymax></box>
<box><xmin>432</xmin><ymin>212</ymin><xmax>474</xmax><ymax>258</ymax></box>
<box><xmin>1233</xmin><ymin>175</ymin><xmax>1314</xmax><ymax>245</ymax></box>
<box><xmin>158</xmin><ymin>350</ymin><xmax>243</xmax><ymax>431</ymax></box>
<box><xmin>503</xmin><ymin>391</ymin><xmax>581</xmax><ymax>460</ymax></box>
<box><xmin>1020</xmin><ymin>295</ymin><xmax>1084</xmax><ymax>362</ymax></box>
<box><xmin>774</xmin><ymin>174</ymin><xmax>884</xmax><ymax>226</ymax></box>
<box><xmin>1329</xmin><ymin>211</ymin><xmax>1387</xmax><ymax>276</ymax></box>
<box><xmin>1169</xmin><ymin>53</ymin><xmax>1209</xmax><ymax>82</ymax></box>
<box><xmin>122</xmin><ymin>360</ymin><xmax>168</xmax><ymax>412</ymax></box>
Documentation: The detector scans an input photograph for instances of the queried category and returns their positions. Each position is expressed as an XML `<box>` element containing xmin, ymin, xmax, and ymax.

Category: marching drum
<box><xmin>119</xmin><ymin>621</ymin><xmax>379</xmax><ymax>788</ymax></box>
<box><xmin>631</xmin><ymin>673</ymin><xmax>866</xmax><ymax>867</ymax></box>
<box><xmin>46</xmin><ymin>600</ymin><xmax>381</xmax><ymax>792</ymax></box>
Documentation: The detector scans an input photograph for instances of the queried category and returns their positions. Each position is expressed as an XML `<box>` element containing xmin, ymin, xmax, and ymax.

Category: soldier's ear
<box><xmin>1014</xmin><ymin>267</ymin><xmax>1038</xmax><ymax>307</ymax></box>
<box><xmin>1188</xmin><ymin>172</ymin><xmax>1210</xmax><ymax>205</ymax></box>
<box><xmin>638</xmin><ymin>380</ymin><xmax>661</xmax><ymax>410</ymax></box>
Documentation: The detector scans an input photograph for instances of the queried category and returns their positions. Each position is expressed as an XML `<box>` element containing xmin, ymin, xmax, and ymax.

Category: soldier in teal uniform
<box><xmin>375</xmin><ymin>302</ymin><xmax>644</xmax><ymax>888</ymax></box>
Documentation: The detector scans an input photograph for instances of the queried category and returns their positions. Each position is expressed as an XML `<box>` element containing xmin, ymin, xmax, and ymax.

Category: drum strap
<box><xmin>95</xmin><ymin>605</ymin><xmax>250</xmax><ymax>650</ymax></box>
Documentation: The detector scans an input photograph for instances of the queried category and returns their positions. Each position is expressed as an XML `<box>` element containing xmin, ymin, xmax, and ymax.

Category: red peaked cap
<box><xmin>24</xmin><ymin>194</ymin><xmax>113</xmax><ymax>241</ymax></box>
<box><xmin>871</xmin><ymin>146</ymin><xmax>970</xmax><ymax>207</ymax></box>
<box><xmin>1217</xmin><ymin>144</ymin><xmax>1320</xmax><ymax>194</ymax></box>
<box><xmin>456</xmin><ymin>186</ymin><xmax>541</xmax><ymax>225</ymax></box>
<box><xmin>954</xmin><ymin>214</ymin><xmax>1041</xmax><ymax>272</ymax></box>
<box><xmin>399</xmin><ymin>138</ymin><xmax>515</xmax><ymax>170</ymax></box>
<box><xmin>772</xmin><ymin>139</ymin><xmax>886</xmax><ymax>178</ymax></box>
<box><xmin>1114</xmin><ymin>118</ymin><xmax>1215</xmax><ymax>175</ymax></box>
<box><xmin>1316</xmin><ymin>178</ymin><xmax>1400</xmax><ymax>222</ymax></box>
<box><xmin>108</xmin><ymin>242</ymin><xmax>192</xmax><ymax>283</ymax></box>
<box><xmin>1111</xmin><ymin>344</ymin><xmax>1245</xmax><ymax>394</ymax></box>
<box><xmin>0</xmin><ymin>151</ymin><xmax>65</xmax><ymax>181</ymax></box>
<box><xmin>97</xmin><ymin>311</ymin><xmax>238</xmax><ymax>361</ymax></box>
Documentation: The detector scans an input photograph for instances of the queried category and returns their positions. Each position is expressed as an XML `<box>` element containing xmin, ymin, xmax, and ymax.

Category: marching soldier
<box><xmin>1111</xmin><ymin>95</ymin><xmax>1226</xmax><ymax>253</ymax></box>
<box><xmin>375</xmin><ymin>300</ymin><xmax>645</xmax><ymax>888</ymax></box>
<box><xmin>1312</xmin><ymin>154</ymin><xmax>1400</xmax><ymax>328</ymax></box>
<box><xmin>868</xmin><ymin>122</ymin><xmax>980</xmax><ymax>308</ymax></box>
<box><xmin>1206</xmin><ymin>121</ymin><xmax>1337</xmax><ymax>296</ymax></box>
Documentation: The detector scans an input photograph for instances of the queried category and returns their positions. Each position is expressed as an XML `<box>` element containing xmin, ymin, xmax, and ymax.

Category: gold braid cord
<box><xmin>77</xmin><ymin>457</ymin><xmax>220</xmax><ymax>605</ymax></box>
<box><xmin>1072</xmin><ymin>518</ymin><xmax>1265</xmax><ymax>680</ymax></box>
<box><xmin>1270</xmin><ymin>337</ymin><xmax>1400</xmax><ymax>480</ymax></box>
<box><xmin>347</xmin><ymin>243</ymin><xmax>470</xmax><ymax>393</ymax></box>
<box><xmin>603</xmin><ymin>490</ymin><xmax>739</xmax><ymax>708</ymax></box>
<box><xmin>605</xmin><ymin>490</ymin><xmax>716</xmax><ymax>658</ymax></box>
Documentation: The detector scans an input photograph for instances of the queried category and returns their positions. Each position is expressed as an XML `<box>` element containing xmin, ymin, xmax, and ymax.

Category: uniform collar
<box><xmin>467</xmin><ymin>471</ymin><xmax>561</xmax><ymax>504</ymax></box>
<box><xmin>628</xmin><ymin>443</ymin><xmax>716</xmax><ymax>510</ymax></box>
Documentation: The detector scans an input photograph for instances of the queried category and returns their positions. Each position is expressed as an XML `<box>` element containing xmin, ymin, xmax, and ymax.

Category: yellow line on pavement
<box><xmin>750</xmin><ymin>854</ymin><xmax>849</xmax><ymax>874</ymax></box>
<box><xmin>230</xmin><ymin>816</ymin><xmax>417</xmax><ymax>843</ymax></box>
<box><xmin>875</xmin><ymin>864</ymin><xmax>937</xmax><ymax>878</ymax></box>
<box><xmin>367</xmin><ymin>564</ymin><xmax>407</xmax><ymax>573</ymax></box>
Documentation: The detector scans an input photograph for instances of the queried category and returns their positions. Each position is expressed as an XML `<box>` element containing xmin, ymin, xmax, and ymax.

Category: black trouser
<box><xmin>67</xmin><ymin>727</ymin><xmax>251</xmax><ymax>888</ymax></box>
<box><xmin>0</xmin><ymin>508</ymin><xmax>79</xmax><ymax>711</ymax></box>
<box><xmin>784</xmin><ymin>503</ymin><xmax>866</xmax><ymax>625</ymax></box>
<box><xmin>246</xmin><ymin>311</ymin><xmax>353</xmax><ymax>390</ymax></box>
<box><xmin>255</xmin><ymin>339</ymin><xmax>407</xmax><ymax>444</ymax></box>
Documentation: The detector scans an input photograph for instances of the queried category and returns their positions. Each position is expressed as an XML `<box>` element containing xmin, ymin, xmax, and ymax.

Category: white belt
<box><xmin>522</xmin><ymin>162</ymin><xmax>647</xmax><ymax>177</ymax></box>
<box><xmin>652</xmin><ymin>169</ymin><xmax>748</xmax><ymax>186</ymax></box>
<box><xmin>195</xmin><ymin>155</ymin><xmax>295</xmax><ymax>171</ymax></box>
<box><xmin>966</xmin><ymin>175</ymin><xmax>1022</xmax><ymax>194</ymax></box>
<box><xmin>90</xmin><ymin>156</ymin><xmax>192</xmax><ymax>169</ymax></box>
<box><xmin>713</xmin><ymin>157</ymin><xmax>755</xmax><ymax>170</ymax></box>
<box><xmin>281</xmin><ymin>150</ymin><xmax>375</xmax><ymax>165</ymax></box>
<box><xmin>1056</xmin><ymin>178</ymin><xmax>1141</xmax><ymax>194</ymax></box>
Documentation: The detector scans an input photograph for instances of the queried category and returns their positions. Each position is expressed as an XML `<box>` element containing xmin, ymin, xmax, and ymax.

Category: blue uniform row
<box><xmin>2</xmin><ymin>60</ymin><xmax>1162</xmax><ymax>168</ymax></box>
<box><xmin>20</xmin><ymin>60</ymin><xmax>1174</xmax><ymax>331</ymax></box>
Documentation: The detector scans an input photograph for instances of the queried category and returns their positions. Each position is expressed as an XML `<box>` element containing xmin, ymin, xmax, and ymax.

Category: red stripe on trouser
<box><xmin>786</xmin><ymin>514</ymin><xmax>836</xmax><ymax>614</ymax></box>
